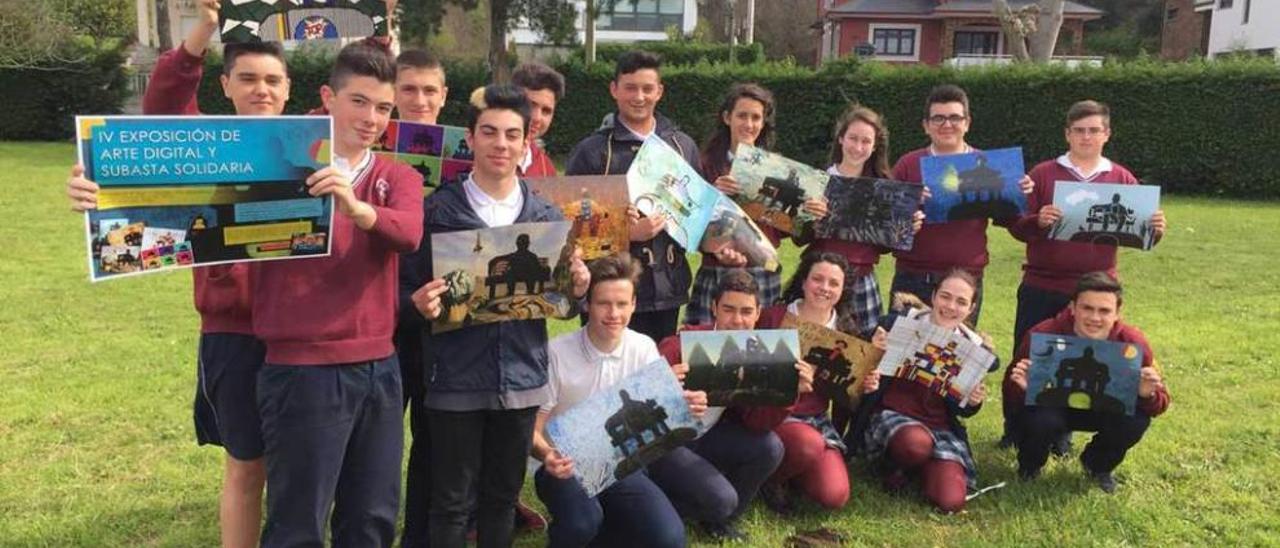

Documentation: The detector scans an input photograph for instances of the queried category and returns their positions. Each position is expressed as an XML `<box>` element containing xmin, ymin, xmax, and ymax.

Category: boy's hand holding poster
<box><xmin>875</xmin><ymin>316</ymin><xmax>994</xmax><ymax>408</ymax></box>
<box><xmin>220</xmin><ymin>0</ymin><xmax>389</xmax><ymax>43</ymax></box>
<box><xmin>729</xmin><ymin>143</ymin><xmax>829</xmax><ymax>235</ymax></box>
<box><xmin>626</xmin><ymin>136</ymin><xmax>720</xmax><ymax>251</ymax></box>
<box><xmin>1050</xmin><ymin>182</ymin><xmax>1161</xmax><ymax>250</ymax></box>
<box><xmin>527</xmin><ymin>175</ymin><xmax>630</xmax><ymax>262</ymax></box>
<box><xmin>373</xmin><ymin>120</ymin><xmax>473</xmax><ymax>194</ymax></box>
<box><xmin>782</xmin><ymin>315</ymin><xmax>883</xmax><ymax>410</ymax></box>
<box><xmin>430</xmin><ymin>221</ymin><xmax>576</xmax><ymax>333</ymax></box>
<box><xmin>920</xmin><ymin>147</ymin><xmax>1027</xmax><ymax>223</ymax></box>
<box><xmin>680</xmin><ymin>330</ymin><xmax>801</xmax><ymax>406</ymax></box>
<box><xmin>1026</xmin><ymin>334</ymin><xmax>1142</xmax><ymax>415</ymax></box>
<box><xmin>77</xmin><ymin>115</ymin><xmax>333</xmax><ymax>282</ymax></box>
<box><xmin>703</xmin><ymin>195</ymin><xmax>781</xmax><ymax>272</ymax></box>
<box><xmin>817</xmin><ymin>176</ymin><xmax>924</xmax><ymax>251</ymax></box>
<box><xmin>546</xmin><ymin>361</ymin><xmax>698</xmax><ymax>497</ymax></box>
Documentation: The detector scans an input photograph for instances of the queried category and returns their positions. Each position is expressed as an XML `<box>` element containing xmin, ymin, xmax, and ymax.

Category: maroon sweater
<box><xmin>1009</xmin><ymin>158</ymin><xmax>1144</xmax><ymax>294</ymax></box>
<box><xmin>250</xmin><ymin>155</ymin><xmax>424</xmax><ymax>365</ymax></box>
<box><xmin>890</xmin><ymin>147</ymin><xmax>992</xmax><ymax>275</ymax></box>
<box><xmin>142</xmin><ymin>45</ymin><xmax>253</xmax><ymax>334</ymax></box>
<box><xmin>1004</xmin><ymin>307</ymin><xmax>1170</xmax><ymax>418</ymax></box>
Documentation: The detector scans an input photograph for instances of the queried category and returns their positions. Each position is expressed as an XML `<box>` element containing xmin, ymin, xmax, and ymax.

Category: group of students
<box><xmin>62</xmin><ymin>1</ymin><xmax>1174</xmax><ymax>545</ymax></box>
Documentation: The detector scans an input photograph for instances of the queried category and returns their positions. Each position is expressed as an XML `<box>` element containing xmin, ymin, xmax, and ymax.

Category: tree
<box><xmin>993</xmin><ymin>0</ymin><xmax>1065</xmax><ymax>62</ymax></box>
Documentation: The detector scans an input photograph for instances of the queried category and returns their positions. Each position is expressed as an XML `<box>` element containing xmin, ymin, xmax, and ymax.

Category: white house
<box><xmin>510</xmin><ymin>0</ymin><xmax>698</xmax><ymax>46</ymax></box>
<box><xmin>1200</xmin><ymin>0</ymin><xmax>1279</xmax><ymax>58</ymax></box>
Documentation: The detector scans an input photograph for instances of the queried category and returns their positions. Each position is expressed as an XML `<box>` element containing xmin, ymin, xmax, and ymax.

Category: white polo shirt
<box><xmin>463</xmin><ymin>174</ymin><xmax>524</xmax><ymax>228</ymax></box>
<box><xmin>541</xmin><ymin>327</ymin><xmax>664</xmax><ymax>417</ymax></box>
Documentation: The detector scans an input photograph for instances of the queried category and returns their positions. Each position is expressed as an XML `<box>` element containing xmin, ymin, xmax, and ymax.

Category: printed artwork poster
<box><xmin>729</xmin><ymin>143</ymin><xmax>829</xmax><ymax>235</ymax></box>
<box><xmin>781</xmin><ymin>315</ymin><xmax>883</xmax><ymax>411</ymax></box>
<box><xmin>816</xmin><ymin>176</ymin><xmax>924</xmax><ymax>251</ymax></box>
<box><xmin>220</xmin><ymin>0</ymin><xmax>388</xmax><ymax>43</ymax></box>
<box><xmin>680</xmin><ymin>330</ymin><xmax>800</xmax><ymax>407</ymax></box>
<box><xmin>875</xmin><ymin>316</ymin><xmax>995</xmax><ymax>408</ymax></box>
<box><xmin>527</xmin><ymin>175</ymin><xmax>630</xmax><ymax>261</ymax></box>
<box><xmin>431</xmin><ymin>221</ymin><xmax>575</xmax><ymax>333</ymax></box>
<box><xmin>1050</xmin><ymin>182</ymin><xmax>1161</xmax><ymax>250</ymax></box>
<box><xmin>375</xmin><ymin>120</ymin><xmax>472</xmax><ymax>194</ymax></box>
<box><xmin>546</xmin><ymin>360</ymin><xmax>698</xmax><ymax>497</ymax></box>
<box><xmin>77</xmin><ymin>115</ymin><xmax>333</xmax><ymax>282</ymax></box>
<box><xmin>920</xmin><ymin>147</ymin><xmax>1027</xmax><ymax>223</ymax></box>
<box><xmin>626</xmin><ymin>136</ymin><xmax>721</xmax><ymax>250</ymax></box>
<box><xmin>702</xmin><ymin>195</ymin><xmax>780</xmax><ymax>272</ymax></box>
<box><xmin>1026</xmin><ymin>333</ymin><xmax>1142</xmax><ymax>416</ymax></box>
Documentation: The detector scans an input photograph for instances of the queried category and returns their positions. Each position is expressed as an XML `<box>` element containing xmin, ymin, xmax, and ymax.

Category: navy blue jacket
<box><xmin>565</xmin><ymin>112</ymin><xmax>699</xmax><ymax>312</ymax></box>
<box><xmin>398</xmin><ymin>179</ymin><xmax>568</xmax><ymax>411</ymax></box>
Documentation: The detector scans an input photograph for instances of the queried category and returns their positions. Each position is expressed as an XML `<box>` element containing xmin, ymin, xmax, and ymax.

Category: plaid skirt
<box><xmin>785</xmin><ymin>413</ymin><xmax>848</xmax><ymax>454</ymax></box>
<box><xmin>846</xmin><ymin>271</ymin><xmax>883</xmax><ymax>336</ymax></box>
<box><xmin>684</xmin><ymin>264</ymin><xmax>783</xmax><ymax>327</ymax></box>
<box><xmin>864</xmin><ymin>409</ymin><xmax>977</xmax><ymax>488</ymax></box>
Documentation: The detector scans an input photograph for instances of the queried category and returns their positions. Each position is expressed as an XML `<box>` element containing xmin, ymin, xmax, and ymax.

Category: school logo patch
<box><xmin>375</xmin><ymin>178</ymin><xmax>390</xmax><ymax>204</ymax></box>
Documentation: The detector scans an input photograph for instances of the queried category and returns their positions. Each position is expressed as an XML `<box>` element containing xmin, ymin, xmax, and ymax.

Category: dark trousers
<box><xmin>647</xmin><ymin>419</ymin><xmax>783</xmax><ymax>524</ymax></box>
<box><xmin>257</xmin><ymin>356</ymin><xmax>404</xmax><ymax>548</ymax></box>
<box><xmin>627</xmin><ymin>308</ymin><xmax>681</xmax><ymax>345</ymax></box>
<box><xmin>889</xmin><ymin>270</ymin><xmax>985</xmax><ymax>326</ymax></box>
<box><xmin>1004</xmin><ymin>283</ymin><xmax>1073</xmax><ymax>439</ymax></box>
<box><xmin>397</xmin><ymin>328</ymin><xmax>432</xmax><ymax>548</ymax></box>
<box><xmin>535</xmin><ymin>468</ymin><xmax>685</xmax><ymax>548</ymax></box>
<box><xmin>426</xmin><ymin>407</ymin><xmax>537</xmax><ymax>548</ymax></box>
<box><xmin>1017</xmin><ymin>406</ymin><xmax>1151</xmax><ymax>474</ymax></box>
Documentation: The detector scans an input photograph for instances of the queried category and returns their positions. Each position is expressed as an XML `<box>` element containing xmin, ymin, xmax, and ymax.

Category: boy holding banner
<box><xmin>1006</xmin><ymin>272</ymin><xmax>1168</xmax><ymax>493</ymax></box>
<box><xmin>401</xmin><ymin>84</ymin><xmax>589</xmax><ymax>547</ymax></box>
<box><xmin>1001</xmin><ymin>101</ymin><xmax>1167</xmax><ymax>449</ymax></box>
<box><xmin>65</xmin><ymin>1</ymin><xmax>291</xmax><ymax>544</ymax></box>
<box><xmin>565</xmin><ymin>50</ymin><xmax>700</xmax><ymax>343</ymax></box>
<box><xmin>248</xmin><ymin>42</ymin><xmax>424</xmax><ymax>547</ymax></box>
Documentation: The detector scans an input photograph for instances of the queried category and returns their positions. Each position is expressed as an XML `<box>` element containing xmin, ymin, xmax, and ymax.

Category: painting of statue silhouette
<box><xmin>627</xmin><ymin>136</ymin><xmax>720</xmax><ymax>250</ymax></box>
<box><xmin>219</xmin><ymin>0</ymin><xmax>388</xmax><ymax>43</ymax></box>
<box><xmin>783</xmin><ymin>315</ymin><xmax>883</xmax><ymax>410</ymax></box>
<box><xmin>431</xmin><ymin>221</ymin><xmax>574</xmax><ymax>333</ymax></box>
<box><xmin>701</xmin><ymin>195</ymin><xmax>780</xmax><ymax>272</ymax></box>
<box><xmin>921</xmin><ymin>147</ymin><xmax>1027</xmax><ymax>223</ymax></box>
<box><xmin>528</xmin><ymin>175</ymin><xmax>630</xmax><ymax>261</ymax></box>
<box><xmin>817</xmin><ymin>176</ymin><xmax>924</xmax><ymax>251</ymax></box>
<box><xmin>1026</xmin><ymin>334</ymin><xmax>1143</xmax><ymax>415</ymax></box>
<box><xmin>875</xmin><ymin>316</ymin><xmax>995</xmax><ymax>408</ymax></box>
<box><xmin>681</xmin><ymin>330</ymin><xmax>801</xmax><ymax>406</ymax></box>
<box><xmin>729</xmin><ymin>143</ymin><xmax>829</xmax><ymax>235</ymax></box>
<box><xmin>546</xmin><ymin>361</ymin><xmax>699</xmax><ymax>497</ymax></box>
<box><xmin>1050</xmin><ymin>182</ymin><xmax>1161</xmax><ymax>250</ymax></box>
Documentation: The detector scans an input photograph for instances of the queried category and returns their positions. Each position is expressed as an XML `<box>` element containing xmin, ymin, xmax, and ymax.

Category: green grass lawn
<box><xmin>2</xmin><ymin>141</ymin><xmax>1279</xmax><ymax>546</ymax></box>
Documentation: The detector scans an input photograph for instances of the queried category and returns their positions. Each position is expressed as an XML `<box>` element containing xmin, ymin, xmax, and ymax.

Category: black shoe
<box><xmin>760</xmin><ymin>482</ymin><xmax>795</xmax><ymax>516</ymax></box>
<box><xmin>1084</xmin><ymin>463</ymin><xmax>1118</xmax><ymax>493</ymax></box>
<box><xmin>1051</xmin><ymin>432</ymin><xmax>1073</xmax><ymax>457</ymax></box>
<box><xmin>703</xmin><ymin>521</ymin><xmax>748</xmax><ymax>543</ymax></box>
<box><xmin>1017</xmin><ymin>466</ymin><xmax>1041</xmax><ymax>481</ymax></box>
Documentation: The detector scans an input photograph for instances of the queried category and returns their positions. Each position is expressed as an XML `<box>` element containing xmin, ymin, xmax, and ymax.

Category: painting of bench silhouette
<box><xmin>484</xmin><ymin>234</ymin><xmax>551</xmax><ymax>299</ymax></box>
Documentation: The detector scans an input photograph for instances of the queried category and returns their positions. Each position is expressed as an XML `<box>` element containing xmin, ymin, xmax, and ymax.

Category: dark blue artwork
<box><xmin>817</xmin><ymin>176</ymin><xmax>923</xmax><ymax>251</ymax></box>
<box><xmin>920</xmin><ymin>147</ymin><xmax>1027</xmax><ymax>223</ymax></box>
<box><xmin>1026</xmin><ymin>333</ymin><xmax>1142</xmax><ymax>416</ymax></box>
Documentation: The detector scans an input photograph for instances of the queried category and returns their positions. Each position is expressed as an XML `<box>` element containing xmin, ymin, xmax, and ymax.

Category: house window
<box><xmin>1166</xmin><ymin>7</ymin><xmax>1179</xmax><ymax>21</ymax></box>
<box><xmin>873</xmin><ymin>28</ymin><xmax>917</xmax><ymax>56</ymax></box>
<box><xmin>954</xmin><ymin>31</ymin><xmax>999</xmax><ymax>55</ymax></box>
<box><xmin>1218</xmin><ymin>0</ymin><xmax>1233</xmax><ymax>8</ymax></box>
<box><xmin>1243</xmin><ymin>0</ymin><xmax>1251</xmax><ymax>23</ymax></box>
<box><xmin>598</xmin><ymin>0</ymin><xmax>684</xmax><ymax>32</ymax></box>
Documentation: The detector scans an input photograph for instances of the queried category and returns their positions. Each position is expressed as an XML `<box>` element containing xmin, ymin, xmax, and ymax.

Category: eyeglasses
<box><xmin>1068</xmin><ymin>126</ymin><xmax>1108</xmax><ymax>136</ymax></box>
<box><xmin>927</xmin><ymin>114</ymin><xmax>967</xmax><ymax>127</ymax></box>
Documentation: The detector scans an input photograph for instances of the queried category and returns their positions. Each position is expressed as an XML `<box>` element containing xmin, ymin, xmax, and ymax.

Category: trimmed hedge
<box><xmin>17</xmin><ymin>46</ymin><xmax>1280</xmax><ymax>198</ymax></box>
<box><xmin>591</xmin><ymin>42</ymin><xmax>765</xmax><ymax>65</ymax></box>
<box><xmin>0</xmin><ymin>45</ymin><xmax>130</xmax><ymax>140</ymax></box>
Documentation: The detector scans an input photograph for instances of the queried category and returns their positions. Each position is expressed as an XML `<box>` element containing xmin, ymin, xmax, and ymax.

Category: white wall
<box><xmin>1207</xmin><ymin>1</ymin><xmax>1280</xmax><ymax>56</ymax></box>
<box><xmin>511</xmin><ymin>0</ymin><xmax>698</xmax><ymax>45</ymax></box>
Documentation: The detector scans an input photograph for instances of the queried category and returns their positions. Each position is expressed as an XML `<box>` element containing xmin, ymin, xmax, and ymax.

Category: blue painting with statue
<box><xmin>920</xmin><ymin>147</ymin><xmax>1027</xmax><ymax>223</ymax></box>
<box><xmin>1026</xmin><ymin>333</ymin><xmax>1142</xmax><ymax>416</ymax></box>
